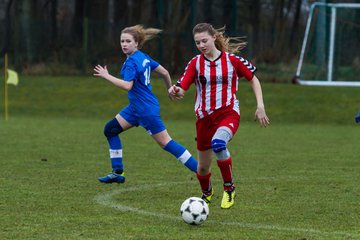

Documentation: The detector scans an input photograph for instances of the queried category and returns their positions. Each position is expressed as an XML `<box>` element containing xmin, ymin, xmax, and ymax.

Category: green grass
<box><xmin>2</xmin><ymin>75</ymin><xmax>360</xmax><ymax>124</ymax></box>
<box><xmin>0</xmin><ymin>76</ymin><xmax>360</xmax><ymax>239</ymax></box>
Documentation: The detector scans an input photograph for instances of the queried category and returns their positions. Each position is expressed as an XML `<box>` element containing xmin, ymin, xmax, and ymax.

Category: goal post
<box><xmin>294</xmin><ymin>2</ymin><xmax>360</xmax><ymax>87</ymax></box>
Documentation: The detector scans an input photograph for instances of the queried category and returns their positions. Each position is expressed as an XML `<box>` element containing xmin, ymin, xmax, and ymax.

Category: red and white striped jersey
<box><xmin>177</xmin><ymin>52</ymin><xmax>256</xmax><ymax>119</ymax></box>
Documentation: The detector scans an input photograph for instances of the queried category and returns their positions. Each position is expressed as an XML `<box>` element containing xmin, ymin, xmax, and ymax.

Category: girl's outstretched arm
<box><xmin>153</xmin><ymin>65</ymin><xmax>176</xmax><ymax>99</ymax></box>
<box><xmin>93</xmin><ymin>65</ymin><xmax>133</xmax><ymax>91</ymax></box>
<box><xmin>153</xmin><ymin>65</ymin><xmax>171</xmax><ymax>88</ymax></box>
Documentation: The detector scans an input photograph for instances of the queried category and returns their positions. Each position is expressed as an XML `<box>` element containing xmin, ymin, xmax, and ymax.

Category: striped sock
<box><xmin>164</xmin><ymin>140</ymin><xmax>198</xmax><ymax>172</ymax></box>
<box><xmin>108</xmin><ymin>136</ymin><xmax>123</xmax><ymax>172</ymax></box>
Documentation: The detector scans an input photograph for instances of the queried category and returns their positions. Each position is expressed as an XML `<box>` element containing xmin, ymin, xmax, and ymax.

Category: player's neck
<box><xmin>204</xmin><ymin>49</ymin><xmax>221</xmax><ymax>61</ymax></box>
<box><xmin>126</xmin><ymin>49</ymin><xmax>138</xmax><ymax>57</ymax></box>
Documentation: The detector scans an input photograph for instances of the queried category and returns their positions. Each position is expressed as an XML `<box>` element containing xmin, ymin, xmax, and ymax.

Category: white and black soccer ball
<box><xmin>180</xmin><ymin>197</ymin><xmax>209</xmax><ymax>225</ymax></box>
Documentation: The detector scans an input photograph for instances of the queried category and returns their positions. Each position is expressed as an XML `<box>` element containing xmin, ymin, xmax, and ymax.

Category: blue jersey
<box><xmin>120</xmin><ymin>50</ymin><xmax>160</xmax><ymax>115</ymax></box>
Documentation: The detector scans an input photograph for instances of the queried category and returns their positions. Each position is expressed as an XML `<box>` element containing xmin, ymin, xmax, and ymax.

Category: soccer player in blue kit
<box><xmin>93</xmin><ymin>25</ymin><xmax>198</xmax><ymax>183</ymax></box>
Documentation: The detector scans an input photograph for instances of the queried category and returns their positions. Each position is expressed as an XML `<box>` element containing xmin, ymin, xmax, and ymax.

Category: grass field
<box><xmin>1</xmin><ymin>76</ymin><xmax>360</xmax><ymax>239</ymax></box>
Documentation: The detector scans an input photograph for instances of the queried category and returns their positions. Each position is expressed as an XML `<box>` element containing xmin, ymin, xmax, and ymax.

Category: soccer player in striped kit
<box><xmin>169</xmin><ymin>23</ymin><xmax>270</xmax><ymax>208</ymax></box>
<box><xmin>93</xmin><ymin>25</ymin><xmax>198</xmax><ymax>184</ymax></box>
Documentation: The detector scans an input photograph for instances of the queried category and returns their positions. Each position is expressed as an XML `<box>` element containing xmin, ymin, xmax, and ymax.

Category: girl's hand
<box><xmin>168</xmin><ymin>85</ymin><xmax>184</xmax><ymax>100</ymax></box>
<box><xmin>93</xmin><ymin>65</ymin><xmax>109</xmax><ymax>79</ymax></box>
<box><xmin>254</xmin><ymin>106</ymin><xmax>270</xmax><ymax>127</ymax></box>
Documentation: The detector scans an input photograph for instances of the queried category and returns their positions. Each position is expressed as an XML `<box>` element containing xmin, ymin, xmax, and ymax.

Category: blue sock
<box><xmin>108</xmin><ymin>136</ymin><xmax>123</xmax><ymax>172</ymax></box>
<box><xmin>164</xmin><ymin>140</ymin><xmax>198</xmax><ymax>173</ymax></box>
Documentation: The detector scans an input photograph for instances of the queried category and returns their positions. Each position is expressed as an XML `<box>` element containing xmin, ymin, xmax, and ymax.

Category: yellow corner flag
<box><xmin>4</xmin><ymin>53</ymin><xmax>20</xmax><ymax>120</ymax></box>
<box><xmin>7</xmin><ymin>69</ymin><xmax>19</xmax><ymax>86</ymax></box>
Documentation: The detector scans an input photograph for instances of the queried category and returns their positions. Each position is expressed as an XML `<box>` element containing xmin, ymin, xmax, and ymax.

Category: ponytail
<box><xmin>122</xmin><ymin>25</ymin><xmax>162</xmax><ymax>49</ymax></box>
<box><xmin>193</xmin><ymin>23</ymin><xmax>247</xmax><ymax>54</ymax></box>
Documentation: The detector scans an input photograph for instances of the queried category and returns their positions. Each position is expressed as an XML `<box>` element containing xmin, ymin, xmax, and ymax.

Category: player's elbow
<box><xmin>122</xmin><ymin>81</ymin><xmax>133</xmax><ymax>91</ymax></box>
<box><xmin>123</xmin><ymin>86</ymin><xmax>131</xmax><ymax>91</ymax></box>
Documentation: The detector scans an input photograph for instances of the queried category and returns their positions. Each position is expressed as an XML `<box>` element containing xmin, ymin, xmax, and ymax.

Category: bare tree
<box><xmin>289</xmin><ymin>0</ymin><xmax>302</xmax><ymax>53</ymax></box>
<box><xmin>2</xmin><ymin>0</ymin><xmax>312</xmax><ymax>74</ymax></box>
<box><xmin>19</xmin><ymin>0</ymin><xmax>37</xmax><ymax>62</ymax></box>
<box><xmin>1</xmin><ymin>0</ymin><xmax>14</xmax><ymax>56</ymax></box>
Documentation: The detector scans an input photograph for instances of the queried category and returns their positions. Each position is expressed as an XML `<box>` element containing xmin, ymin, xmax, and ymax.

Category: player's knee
<box><xmin>211</xmin><ymin>138</ymin><xmax>226</xmax><ymax>153</ymax></box>
<box><xmin>197</xmin><ymin>167</ymin><xmax>209</xmax><ymax>176</ymax></box>
<box><xmin>104</xmin><ymin>118</ymin><xmax>123</xmax><ymax>138</ymax></box>
<box><xmin>211</xmin><ymin>138</ymin><xmax>230</xmax><ymax>160</ymax></box>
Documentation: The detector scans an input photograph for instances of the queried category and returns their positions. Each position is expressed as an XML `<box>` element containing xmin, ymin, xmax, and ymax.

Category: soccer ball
<box><xmin>180</xmin><ymin>197</ymin><xmax>209</xmax><ymax>225</ymax></box>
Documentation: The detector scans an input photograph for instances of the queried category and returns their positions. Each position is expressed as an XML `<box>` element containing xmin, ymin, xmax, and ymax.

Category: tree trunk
<box><xmin>74</xmin><ymin>0</ymin><xmax>85</xmax><ymax>45</ymax></box>
<box><xmin>290</xmin><ymin>0</ymin><xmax>302</xmax><ymax>52</ymax></box>
<box><xmin>1</xmin><ymin>0</ymin><xmax>14</xmax><ymax>56</ymax></box>
<box><xmin>248</xmin><ymin>0</ymin><xmax>260</xmax><ymax>58</ymax></box>
<box><xmin>21</xmin><ymin>0</ymin><xmax>36</xmax><ymax>62</ymax></box>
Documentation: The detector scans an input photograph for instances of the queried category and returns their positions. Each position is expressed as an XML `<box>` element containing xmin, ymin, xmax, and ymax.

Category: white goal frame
<box><xmin>295</xmin><ymin>2</ymin><xmax>360</xmax><ymax>87</ymax></box>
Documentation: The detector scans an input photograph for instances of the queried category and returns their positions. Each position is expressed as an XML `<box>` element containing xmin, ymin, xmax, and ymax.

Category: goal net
<box><xmin>294</xmin><ymin>3</ymin><xmax>360</xmax><ymax>86</ymax></box>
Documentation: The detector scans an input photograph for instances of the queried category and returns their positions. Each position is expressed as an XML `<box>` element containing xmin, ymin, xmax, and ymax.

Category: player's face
<box><xmin>194</xmin><ymin>32</ymin><xmax>216</xmax><ymax>55</ymax></box>
<box><xmin>120</xmin><ymin>33</ymin><xmax>138</xmax><ymax>56</ymax></box>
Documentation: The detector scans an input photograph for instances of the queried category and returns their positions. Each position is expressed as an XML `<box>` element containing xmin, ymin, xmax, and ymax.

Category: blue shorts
<box><xmin>119</xmin><ymin>105</ymin><xmax>166</xmax><ymax>135</ymax></box>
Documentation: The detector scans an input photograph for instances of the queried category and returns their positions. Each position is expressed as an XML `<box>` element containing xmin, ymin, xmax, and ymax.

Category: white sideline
<box><xmin>94</xmin><ymin>182</ymin><xmax>360</xmax><ymax>238</ymax></box>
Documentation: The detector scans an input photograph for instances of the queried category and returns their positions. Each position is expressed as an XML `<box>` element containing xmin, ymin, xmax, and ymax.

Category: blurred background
<box><xmin>0</xmin><ymin>0</ymin><xmax>359</xmax><ymax>82</ymax></box>
<box><xmin>0</xmin><ymin>3</ymin><xmax>359</xmax><ymax>238</ymax></box>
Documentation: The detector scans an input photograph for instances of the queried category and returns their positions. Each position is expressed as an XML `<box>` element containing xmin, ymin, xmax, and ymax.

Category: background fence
<box><xmin>0</xmin><ymin>0</ymin><xmax>358</xmax><ymax>77</ymax></box>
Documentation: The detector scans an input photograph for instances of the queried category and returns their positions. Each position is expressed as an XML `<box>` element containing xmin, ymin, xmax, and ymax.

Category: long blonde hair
<box><xmin>121</xmin><ymin>25</ymin><xmax>162</xmax><ymax>49</ymax></box>
<box><xmin>192</xmin><ymin>23</ymin><xmax>247</xmax><ymax>54</ymax></box>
